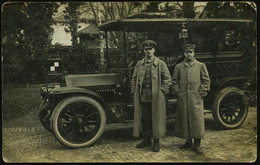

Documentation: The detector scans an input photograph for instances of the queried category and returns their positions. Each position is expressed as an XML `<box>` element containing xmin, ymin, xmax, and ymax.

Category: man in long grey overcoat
<box><xmin>131</xmin><ymin>40</ymin><xmax>171</xmax><ymax>152</ymax></box>
<box><xmin>172</xmin><ymin>44</ymin><xmax>210</xmax><ymax>154</ymax></box>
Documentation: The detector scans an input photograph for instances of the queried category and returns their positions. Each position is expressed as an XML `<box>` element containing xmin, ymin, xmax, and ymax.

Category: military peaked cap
<box><xmin>183</xmin><ymin>44</ymin><xmax>196</xmax><ymax>50</ymax></box>
<box><xmin>142</xmin><ymin>40</ymin><xmax>157</xmax><ymax>48</ymax></box>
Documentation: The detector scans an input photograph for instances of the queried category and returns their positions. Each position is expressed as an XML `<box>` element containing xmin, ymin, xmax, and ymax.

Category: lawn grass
<box><xmin>2</xmin><ymin>87</ymin><xmax>42</xmax><ymax>122</ymax></box>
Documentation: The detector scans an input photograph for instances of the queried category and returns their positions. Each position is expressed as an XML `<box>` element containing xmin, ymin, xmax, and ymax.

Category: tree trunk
<box><xmin>183</xmin><ymin>2</ymin><xmax>195</xmax><ymax>18</ymax></box>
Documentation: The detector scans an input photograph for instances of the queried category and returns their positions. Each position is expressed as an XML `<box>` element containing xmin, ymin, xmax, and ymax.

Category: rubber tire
<box><xmin>51</xmin><ymin>96</ymin><xmax>106</xmax><ymax>148</ymax></box>
<box><xmin>213</xmin><ymin>87</ymin><xmax>249</xmax><ymax>129</ymax></box>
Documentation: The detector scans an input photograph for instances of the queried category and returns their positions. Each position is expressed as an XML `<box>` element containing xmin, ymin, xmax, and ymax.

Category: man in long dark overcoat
<box><xmin>131</xmin><ymin>40</ymin><xmax>171</xmax><ymax>152</ymax></box>
<box><xmin>172</xmin><ymin>44</ymin><xmax>211</xmax><ymax>154</ymax></box>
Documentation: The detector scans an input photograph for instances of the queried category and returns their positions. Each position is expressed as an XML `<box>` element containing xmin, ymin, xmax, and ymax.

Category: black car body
<box><xmin>39</xmin><ymin>17</ymin><xmax>256</xmax><ymax>148</ymax></box>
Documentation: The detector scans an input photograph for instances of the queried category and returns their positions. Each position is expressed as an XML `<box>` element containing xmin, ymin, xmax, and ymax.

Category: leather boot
<box><xmin>152</xmin><ymin>139</ymin><xmax>160</xmax><ymax>152</ymax></box>
<box><xmin>194</xmin><ymin>139</ymin><xmax>203</xmax><ymax>154</ymax></box>
<box><xmin>136</xmin><ymin>137</ymin><xmax>151</xmax><ymax>148</ymax></box>
<box><xmin>181</xmin><ymin>139</ymin><xmax>193</xmax><ymax>149</ymax></box>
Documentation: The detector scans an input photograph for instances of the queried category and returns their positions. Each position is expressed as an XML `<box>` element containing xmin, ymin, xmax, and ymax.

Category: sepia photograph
<box><xmin>2</xmin><ymin>1</ymin><xmax>257</xmax><ymax>163</ymax></box>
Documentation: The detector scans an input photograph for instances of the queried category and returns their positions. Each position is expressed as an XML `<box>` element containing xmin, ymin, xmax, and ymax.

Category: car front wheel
<box><xmin>51</xmin><ymin>96</ymin><xmax>106</xmax><ymax>148</ymax></box>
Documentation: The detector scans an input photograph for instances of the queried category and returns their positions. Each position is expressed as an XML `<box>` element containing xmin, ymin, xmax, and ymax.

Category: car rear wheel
<box><xmin>213</xmin><ymin>87</ymin><xmax>249</xmax><ymax>129</ymax></box>
<box><xmin>51</xmin><ymin>96</ymin><xmax>106</xmax><ymax>148</ymax></box>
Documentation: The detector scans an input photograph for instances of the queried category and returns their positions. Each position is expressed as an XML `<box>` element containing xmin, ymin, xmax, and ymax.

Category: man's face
<box><xmin>144</xmin><ymin>47</ymin><xmax>155</xmax><ymax>58</ymax></box>
<box><xmin>184</xmin><ymin>49</ymin><xmax>195</xmax><ymax>61</ymax></box>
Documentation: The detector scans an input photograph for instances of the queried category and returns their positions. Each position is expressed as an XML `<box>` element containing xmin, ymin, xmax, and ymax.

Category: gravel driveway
<box><xmin>2</xmin><ymin>106</ymin><xmax>257</xmax><ymax>163</ymax></box>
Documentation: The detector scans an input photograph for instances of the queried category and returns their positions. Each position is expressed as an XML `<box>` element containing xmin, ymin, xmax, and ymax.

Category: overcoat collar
<box><xmin>184</xmin><ymin>58</ymin><xmax>197</xmax><ymax>67</ymax></box>
<box><xmin>141</xmin><ymin>56</ymin><xmax>159</xmax><ymax>66</ymax></box>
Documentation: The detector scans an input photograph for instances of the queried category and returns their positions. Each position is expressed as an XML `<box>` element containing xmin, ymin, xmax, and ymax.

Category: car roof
<box><xmin>99</xmin><ymin>18</ymin><xmax>254</xmax><ymax>32</ymax></box>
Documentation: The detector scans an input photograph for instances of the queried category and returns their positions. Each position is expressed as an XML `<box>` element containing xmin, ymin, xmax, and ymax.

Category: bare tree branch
<box><xmin>109</xmin><ymin>2</ymin><xmax>116</xmax><ymax>20</ymax></box>
<box><xmin>115</xmin><ymin>2</ymin><xmax>121</xmax><ymax>17</ymax></box>
<box><xmin>89</xmin><ymin>2</ymin><xmax>98</xmax><ymax>26</ymax></box>
<box><xmin>121</xmin><ymin>2</ymin><xmax>125</xmax><ymax>18</ymax></box>
<box><xmin>102</xmin><ymin>2</ymin><xmax>114</xmax><ymax>20</ymax></box>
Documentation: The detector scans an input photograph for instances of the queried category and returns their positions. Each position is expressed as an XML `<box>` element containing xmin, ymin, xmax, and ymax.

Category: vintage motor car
<box><xmin>39</xmin><ymin>15</ymin><xmax>256</xmax><ymax>148</ymax></box>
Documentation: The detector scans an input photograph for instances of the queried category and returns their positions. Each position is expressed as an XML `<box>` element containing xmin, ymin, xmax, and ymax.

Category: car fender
<box><xmin>214</xmin><ymin>76</ymin><xmax>254</xmax><ymax>93</ymax></box>
<box><xmin>49</xmin><ymin>86</ymin><xmax>100</xmax><ymax>97</ymax></box>
<box><xmin>48</xmin><ymin>87</ymin><xmax>121</xmax><ymax>123</ymax></box>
